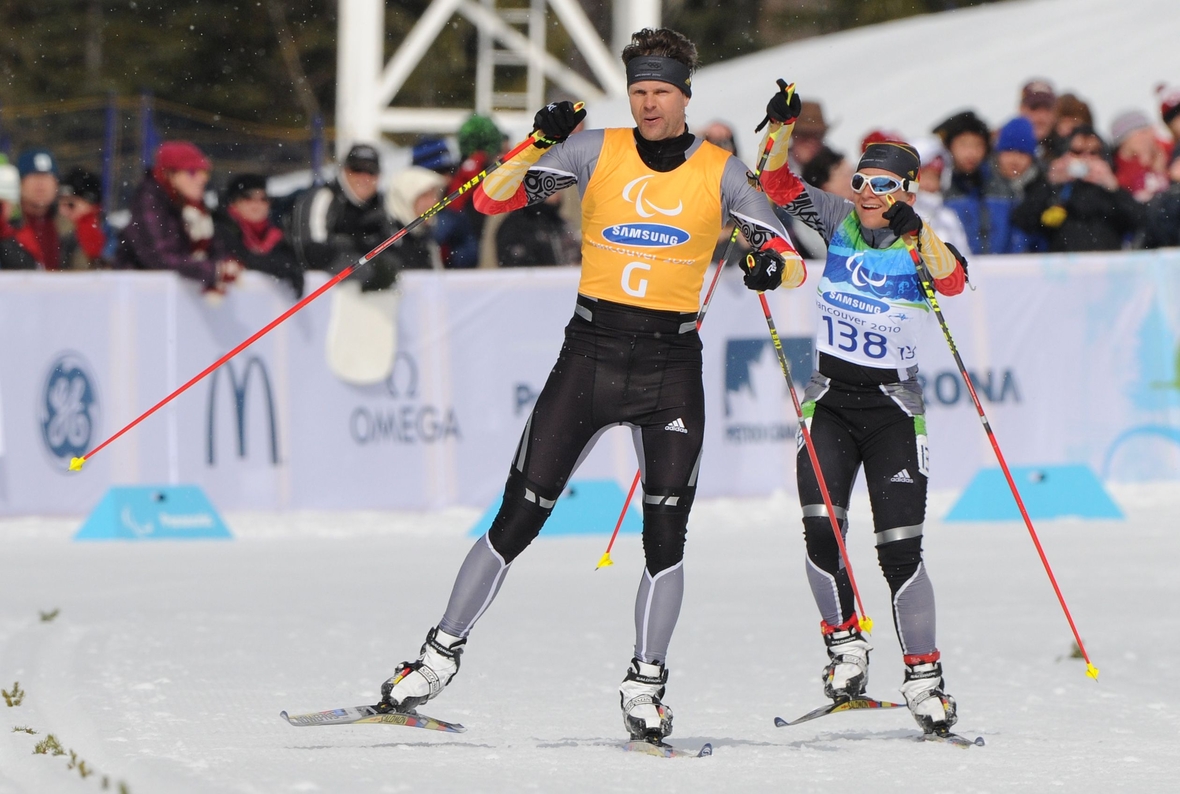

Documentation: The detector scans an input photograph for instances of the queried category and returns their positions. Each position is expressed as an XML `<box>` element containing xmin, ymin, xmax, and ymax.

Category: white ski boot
<box><xmin>901</xmin><ymin>654</ymin><xmax>958</xmax><ymax>734</ymax></box>
<box><xmin>822</xmin><ymin>620</ymin><xmax>872</xmax><ymax>701</ymax></box>
<box><xmin>619</xmin><ymin>658</ymin><xmax>673</xmax><ymax>742</ymax></box>
<box><xmin>380</xmin><ymin>627</ymin><xmax>466</xmax><ymax>713</ymax></box>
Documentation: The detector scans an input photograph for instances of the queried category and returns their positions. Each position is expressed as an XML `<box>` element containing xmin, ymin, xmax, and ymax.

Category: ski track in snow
<box><xmin>1</xmin><ymin>485</ymin><xmax>1176</xmax><ymax>792</ymax></box>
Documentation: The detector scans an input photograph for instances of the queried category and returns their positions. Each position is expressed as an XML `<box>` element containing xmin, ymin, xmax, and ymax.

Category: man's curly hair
<box><xmin>620</xmin><ymin>28</ymin><xmax>699</xmax><ymax>73</ymax></box>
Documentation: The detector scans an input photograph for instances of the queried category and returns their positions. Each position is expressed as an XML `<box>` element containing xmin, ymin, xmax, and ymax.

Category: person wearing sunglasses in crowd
<box><xmin>756</xmin><ymin>80</ymin><xmax>967</xmax><ymax>738</ymax></box>
<box><xmin>1011</xmin><ymin>125</ymin><xmax>1144</xmax><ymax>252</ymax></box>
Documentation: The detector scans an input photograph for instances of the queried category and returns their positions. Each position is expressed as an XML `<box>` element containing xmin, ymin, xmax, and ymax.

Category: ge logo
<box><xmin>39</xmin><ymin>352</ymin><xmax>100</xmax><ymax>472</ymax></box>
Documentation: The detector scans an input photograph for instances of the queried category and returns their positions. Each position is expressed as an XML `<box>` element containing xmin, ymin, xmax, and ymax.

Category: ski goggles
<box><xmin>850</xmin><ymin>172</ymin><xmax>918</xmax><ymax>195</ymax></box>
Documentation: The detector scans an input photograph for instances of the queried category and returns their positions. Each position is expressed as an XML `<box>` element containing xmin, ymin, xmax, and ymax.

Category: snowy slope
<box><xmin>581</xmin><ymin>0</ymin><xmax>1180</xmax><ymax>162</ymax></box>
<box><xmin>1</xmin><ymin>485</ymin><xmax>1177</xmax><ymax>792</ymax></box>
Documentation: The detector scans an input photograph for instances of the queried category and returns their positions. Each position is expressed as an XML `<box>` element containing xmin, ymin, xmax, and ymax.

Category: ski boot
<box><xmin>380</xmin><ymin>626</ymin><xmax>466</xmax><ymax>713</ymax></box>
<box><xmin>900</xmin><ymin>652</ymin><xmax>958</xmax><ymax>734</ymax></box>
<box><xmin>821</xmin><ymin>617</ymin><xmax>872</xmax><ymax>701</ymax></box>
<box><xmin>619</xmin><ymin>658</ymin><xmax>673</xmax><ymax>742</ymax></box>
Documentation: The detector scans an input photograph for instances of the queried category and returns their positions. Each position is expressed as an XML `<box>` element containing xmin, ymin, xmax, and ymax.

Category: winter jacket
<box><xmin>286</xmin><ymin>177</ymin><xmax>403</xmax><ymax>291</ymax></box>
<box><xmin>1142</xmin><ymin>184</ymin><xmax>1180</xmax><ymax>249</ymax></box>
<box><xmin>212</xmin><ymin>211</ymin><xmax>304</xmax><ymax>297</ymax></box>
<box><xmin>943</xmin><ymin>164</ymin><xmax>1028</xmax><ymax>254</ymax></box>
<box><xmin>114</xmin><ymin>175</ymin><xmax>224</xmax><ymax>287</ymax></box>
<box><xmin>495</xmin><ymin>200</ymin><xmax>580</xmax><ymax>267</ymax></box>
<box><xmin>1011</xmin><ymin>176</ymin><xmax>1144</xmax><ymax>252</ymax></box>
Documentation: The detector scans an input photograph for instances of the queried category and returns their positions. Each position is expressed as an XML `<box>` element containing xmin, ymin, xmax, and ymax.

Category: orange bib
<box><xmin>579</xmin><ymin>129</ymin><xmax>729</xmax><ymax>312</ymax></box>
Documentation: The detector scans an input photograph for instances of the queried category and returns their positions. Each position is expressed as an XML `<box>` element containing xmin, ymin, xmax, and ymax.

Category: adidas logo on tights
<box><xmin>890</xmin><ymin>469</ymin><xmax>914</xmax><ymax>484</ymax></box>
<box><xmin>664</xmin><ymin>418</ymin><xmax>689</xmax><ymax>434</ymax></box>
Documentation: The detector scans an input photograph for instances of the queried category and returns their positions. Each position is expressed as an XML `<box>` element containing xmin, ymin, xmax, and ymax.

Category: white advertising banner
<box><xmin>2</xmin><ymin>249</ymin><xmax>1178</xmax><ymax>516</ymax></box>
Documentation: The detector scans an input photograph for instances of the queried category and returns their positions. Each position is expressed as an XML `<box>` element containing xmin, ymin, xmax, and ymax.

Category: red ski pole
<box><xmin>755</xmin><ymin>291</ymin><xmax>873</xmax><ymax>633</ymax></box>
<box><xmin>887</xmin><ymin>195</ymin><xmax>1098</xmax><ymax>679</ymax></box>
<box><xmin>70</xmin><ymin>116</ymin><xmax>580</xmax><ymax>472</ymax></box>
<box><xmin>595</xmin><ymin>89</ymin><xmax>794</xmax><ymax>570</ymax></box>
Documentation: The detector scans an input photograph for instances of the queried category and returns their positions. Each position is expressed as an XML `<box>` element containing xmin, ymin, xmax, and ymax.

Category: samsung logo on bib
<box><xmin>603</xmin><ymin>223</ymin><xmax>689</xmax><ymax>248</ymax></box>
<box><xmin>822</xmin><ymin>291</ymin><xmax>889</xmax><ymax>314</ymax></box>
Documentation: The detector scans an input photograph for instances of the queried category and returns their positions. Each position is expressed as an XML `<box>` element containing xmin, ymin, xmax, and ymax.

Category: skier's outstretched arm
<box><xmin>474</xmin><ymin>101</ymin><xmax>587</xmax><ymax>215</ymax></box>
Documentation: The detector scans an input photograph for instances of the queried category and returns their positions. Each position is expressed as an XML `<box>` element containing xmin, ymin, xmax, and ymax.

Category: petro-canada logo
<box><xmin>40</xmin><ymin>352</ymin><xmax>100</xmax><ymax>472</ymax></box>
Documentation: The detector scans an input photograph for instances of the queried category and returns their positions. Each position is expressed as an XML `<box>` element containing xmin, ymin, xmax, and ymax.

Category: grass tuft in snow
<box><xmin>40</xmin><ymin>608</ymin><xmax>61</xmax><ymax>622</ymax></box>
<box><xmin>2</xmin><ymin>681</ymin><xmax>24</xmax><ymax>707</ymax></box>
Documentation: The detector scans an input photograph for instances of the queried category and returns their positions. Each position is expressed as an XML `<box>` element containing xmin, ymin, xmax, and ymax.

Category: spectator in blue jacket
<box><xmin>937</xmin><ymin>110</ymin><xmax>1022</xmax><ymax>254</ymax></box>
<box><xmin>992</xmin><ymin>117</ymin><xmax>1047</xmax><ymax>253</ymax></box>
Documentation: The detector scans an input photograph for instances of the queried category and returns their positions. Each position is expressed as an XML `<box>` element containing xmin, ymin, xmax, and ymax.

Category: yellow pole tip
<box><xmin>69</xmin><ymin>457</ymin><xmax>85</xmax><ymax>471</ymax></box>
<box><xmin>858</xmin><ymin>616</ymin><xmax>874</xmax><ymax>634</ymax></box>
<box><xmin>595</xmin><ymin>552</ymin><xmax>614</xmax><ymax>570</ymax></box>
<box><xmin>1086</xmin><ymin>663</ymin><xmax>1099</xmax><ymax>680</ymax></box>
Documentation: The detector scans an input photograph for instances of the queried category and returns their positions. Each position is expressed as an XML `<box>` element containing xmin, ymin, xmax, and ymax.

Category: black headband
<box><xmin>857</xmin><ymin>142</ymin><xmax>921</xmax><ymax>182</ymax></box>
<box><xmin>625</xmin><ymin>56</ymin><xmax>692</xmax><ymax>97</ymax></box>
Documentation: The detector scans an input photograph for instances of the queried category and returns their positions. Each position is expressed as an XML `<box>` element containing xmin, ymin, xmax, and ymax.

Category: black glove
<box><xmin>532</xmin><ymin>101</ymin><xmax>586</xmax><ymax>148</ymax></box>
<box><xmin>946</xmin><ymin>242</ymin><xmax>969</xmax><ymax>282</ymax></box>
<box><xmin>742</xmin><ymin>249</ymin><xmax>784</xmax><ymax>291</ymax></box>
<box><xmin>755</xmin><ymin>79</ymin><xmax>800</xmax><ymax>133</ymax></box>
<box><xmin>883</xmin><ymin>201</ymin><xmax>922</xmax><ymax>238</ymax></box>
<box><xmin>765</xmin><ymin>79</ymin><xmax>801</xmax><ymax>125</ymax></box>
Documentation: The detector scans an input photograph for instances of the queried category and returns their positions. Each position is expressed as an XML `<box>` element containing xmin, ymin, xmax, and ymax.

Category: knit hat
<box><xmin>386</xmin><ymin>166</ymin><xmax>447</xmax><ymax>226</ymax></box>
<box><xmin>859</xmin><ymin>129</ymin><xmax>903</xmax><ymax>153</ymax></box>
<box><xmin>995</xmin><ymin>117</ymin><xmax>1037</xmax><ymax>155</ymax></box>
<box><xmin>411</xmin><ymin>136</ymin><xmax>455</xmax><ymax>172</ymax></box>
<box><xmin>912</xmin><ymin>135</ymin><xmax>948</xmax><ymax>169</ymax></box>
<box><xmin>458</xmin><ymin>114</ymin><xmax>505</xmax><ymax>160</ymax></box>
<box><xmin>1109</xmin><ymin>109</ymin><xmax>1153</xmax><ymax>147</ymax></box>
<box><xmin>1158</xmin><ymin>84</ymin><xmax>1180</xmax><ymax>126</ymax></box>
<box><xmin>344</xmin><ymin>143</ymin><xmax>381</xmax><ymax>174</ymax></box>
<box><xmin>59</xmin><ymin>167</ymin><xmax>103</xmax><ymax>205</ymax></box>
<box><xmin>934</xmin><ymin>110</ymin><xmax>990</xmax><ymax>149</ymax></box>
<box><xmin>1020</xmin><ymin>79</ymin><xmax>1056</xmax><ymax>110</ymax></box>
<box><xmin>225</xmin><ymin>173</ymin><xmax>269</xmax><ymax>203</ymax></box>
<box><xmin>154</xmin><ymin>141</ymin><xmax>211</xmax><ymax>173</ymax></box>
<box><xmin>17</xmin><ymin>148</ymin><xmax>58</xmax><ymax>178</ymax></box>
<box><xmin>0</xmin><ymin>163</ymin><xmax>19</xmax><ymax>203</ymax></box>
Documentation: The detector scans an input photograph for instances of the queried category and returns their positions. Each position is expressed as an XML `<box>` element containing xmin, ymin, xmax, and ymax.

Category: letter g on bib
<box><xmin>622</xmin><ymin>262</ymin><xmax>651</xmax><ymax>298</ymax></box>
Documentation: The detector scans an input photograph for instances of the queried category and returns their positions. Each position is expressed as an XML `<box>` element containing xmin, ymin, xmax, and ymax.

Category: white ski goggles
<box><xmin>850</xmin><ymin>172</ymin><xmax>917</xmax><ymax>195</ymax></box>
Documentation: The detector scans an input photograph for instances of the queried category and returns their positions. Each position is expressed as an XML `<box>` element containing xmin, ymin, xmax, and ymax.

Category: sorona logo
<box><xmin>39</xmin><ymin>352</ymin><xmax>100</xmax><ymax>472</ymax></box>
<box><xmin>602</xmin><ymin>223</ymin><xmax>690</xmax><ymax>248</ymax></box>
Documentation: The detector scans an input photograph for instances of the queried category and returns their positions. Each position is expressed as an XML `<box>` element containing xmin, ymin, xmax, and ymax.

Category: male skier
<box><xmin>379</xmin><ymin>29</ymin><xmax>805</xmax><ymax>744</ymax></box>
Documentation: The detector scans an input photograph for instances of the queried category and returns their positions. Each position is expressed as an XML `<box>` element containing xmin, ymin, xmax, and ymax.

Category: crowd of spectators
<box><xmin>3</xmin><ymin>78</ymin><xmax>1180</xmax><ymax>291</ymax></box>
<box><xmin>0</xmin><ymin>112</ymin><xmax>582</xmax><ymax>296</ymax></box>
<box><xmin>782</xmin><ymin>79</ymin><xmax>1180</xmax><ymax>257</ymax></box>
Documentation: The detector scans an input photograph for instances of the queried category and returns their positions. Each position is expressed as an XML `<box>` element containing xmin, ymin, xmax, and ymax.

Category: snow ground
<box><xmin>1</xmin><ymin>485</ymin><xmax>1176</xmax><ymax>793</ymax></box>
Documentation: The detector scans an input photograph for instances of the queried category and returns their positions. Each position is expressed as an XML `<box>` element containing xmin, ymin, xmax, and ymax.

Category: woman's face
<box><xmin>231</xmin><ymin>189</ymin><xmax>270</xmax><ymax>223</ymax></box>
<box><xmin>413</xmin><ymin>186</ymin><xmax>443</xmax><ymax>217</ymax></box>
<box><xmin>170</xmin><ymin>169</ymin><xmax>209</xmax><ymax>203</ymax></box>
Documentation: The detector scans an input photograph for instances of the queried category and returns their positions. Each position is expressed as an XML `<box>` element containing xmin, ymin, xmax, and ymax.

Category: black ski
<box><xmin>774</xmin><ymin>696</ymin><xmax>904</xmax><ymax>727</ymax></box>
<box><xmin>623</xmin><ymin>740</ymin><xmax>713</xmax><ymax>758</ymax></box>
<box><xmin>280</xmin><ymin>703</ymin><xmax>466</xmax><ymax>733</ymax></box>
<box><xmin>920</xmin><ymin>730</ymin><xmax>984</xmax><ymax>748</ymax></box>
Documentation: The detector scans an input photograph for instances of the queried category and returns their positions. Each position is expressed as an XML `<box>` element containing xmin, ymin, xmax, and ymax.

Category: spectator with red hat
<box><xmin>115</xmin><ymin>141</ymin><xmax>240</xmax><ymax>295</ymax></box>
